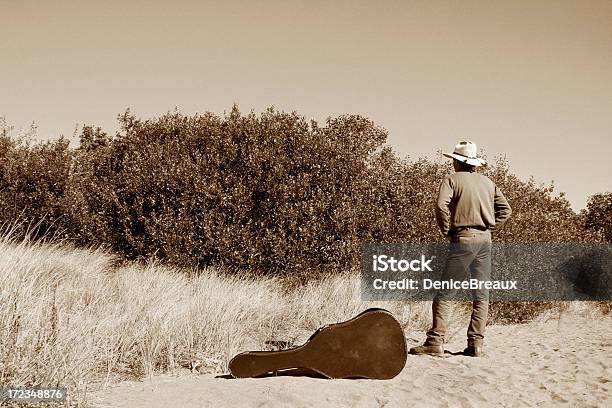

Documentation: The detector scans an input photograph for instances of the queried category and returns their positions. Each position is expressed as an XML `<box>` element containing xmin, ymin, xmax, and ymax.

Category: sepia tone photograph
<box><xmin>1</xmin><ymin>1</ymin><xmax>611</xmax><ymax>407</ymax></box>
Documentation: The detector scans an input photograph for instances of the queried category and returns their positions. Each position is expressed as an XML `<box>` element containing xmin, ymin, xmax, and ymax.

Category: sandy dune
<box><xmin>89</xmin><ymin>313</ymin><xmax>611</xmax><ymax>407</ymax></box>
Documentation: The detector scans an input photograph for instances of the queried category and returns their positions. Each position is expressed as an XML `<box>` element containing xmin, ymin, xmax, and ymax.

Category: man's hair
<box><xmin>454</xmin><ymin>159</ymin><xmax>476</xmax><ymax>172</ymax></box>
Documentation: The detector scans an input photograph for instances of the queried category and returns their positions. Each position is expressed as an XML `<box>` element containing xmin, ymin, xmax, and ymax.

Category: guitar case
<box><xmin>228</xmin><ymin>308</ymin><xmax>407</xmax><ymax>379</ymax></box>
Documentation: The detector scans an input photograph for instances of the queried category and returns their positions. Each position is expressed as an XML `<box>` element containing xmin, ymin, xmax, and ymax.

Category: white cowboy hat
<box><xmin>443</xmin><ymin>141</ymin><xmax>486</xmax><ymax>167</ymax></box>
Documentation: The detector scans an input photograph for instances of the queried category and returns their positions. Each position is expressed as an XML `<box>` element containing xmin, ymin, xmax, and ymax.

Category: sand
<box><xmin>89</xmin><ymin>313</ymin><xmax>611</xmax><ymax>407</ymax></box>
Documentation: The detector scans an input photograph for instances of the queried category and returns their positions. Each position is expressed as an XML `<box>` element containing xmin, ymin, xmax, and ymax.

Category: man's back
<box><xmin>436</xmin><ymin>171</ymin><xmax>512</xmax><ymax>236</ymax></box>
<box><xmin>411</xmin><ymin>141</ymin><xmax>512</xmax><ymax>358</ymax></box>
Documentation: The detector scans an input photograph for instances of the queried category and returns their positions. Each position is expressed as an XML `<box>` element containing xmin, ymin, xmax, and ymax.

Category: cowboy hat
<box><xmin>443</xmin><ymin>141</ymin><xmax>486</xmax><ymax>167</ymax></box>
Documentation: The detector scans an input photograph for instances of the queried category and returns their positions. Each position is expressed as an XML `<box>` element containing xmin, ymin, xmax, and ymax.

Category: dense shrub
<box><xmin>582</xmin><ymin>192</ymin><xmax>612</xmax><ymax>242</ymax></box>
<box><xmin>0</xmin><ymin>108</ymin><xmax>604</xmax><ymax>276</ymax></box>
<box><xmin>68</xmin><ymin>107</ymin><xmax>392</xmax><ymax>272</ymax></box>
<box><xmin>0</xmin><ymin>121</ymin><xmax>73</xmax><ymax>238</ymax></box>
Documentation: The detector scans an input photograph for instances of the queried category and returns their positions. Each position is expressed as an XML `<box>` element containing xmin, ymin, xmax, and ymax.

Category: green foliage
<box><xmin>0</xmin><ymin>108</ymin><xmax>603</xmax><ymax>276</ymax></box>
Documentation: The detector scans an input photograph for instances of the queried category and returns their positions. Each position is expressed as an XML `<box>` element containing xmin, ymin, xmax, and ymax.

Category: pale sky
<box><xmin>1</xmin><ymin>0</ymin><xmax>611</xmax><ymax>210</ymax></box>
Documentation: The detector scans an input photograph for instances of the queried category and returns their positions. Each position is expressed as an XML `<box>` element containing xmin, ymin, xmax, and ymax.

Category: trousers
<box><xmin>425</xmin><ymin>228</ymin><xmax>492</xmax><ymax>347</ymax></box>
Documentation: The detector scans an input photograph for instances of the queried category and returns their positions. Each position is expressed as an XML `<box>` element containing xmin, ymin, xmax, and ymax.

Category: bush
<box><xmin>0</xmin><ymin>107</ymin><xmax>603</xmax><ymax>276</ymax></box>
<box><xmin>67</xmin><ymin>107</ymin><xmax>391</xmax><ymax>273</ymax></box>
<box><xmin>0</xmin><ymin>120</ymin><xmax>73</xmax><ymax>238</ymax></box>
<box><xmin>582</xmin><ymin>192</ymin><xmax>612</xmax><ymax>242</ymax></box>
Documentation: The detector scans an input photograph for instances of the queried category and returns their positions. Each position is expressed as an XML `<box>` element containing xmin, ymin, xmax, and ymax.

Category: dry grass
<box><xmin>3</xmin><ymin>235</ymin><xmax>608</xmax><ymax>406</ymax></box>
<box><xmin>0</xmin><ymin>236</ymin><xmax>460</xmax><ymax>400</ymax></box>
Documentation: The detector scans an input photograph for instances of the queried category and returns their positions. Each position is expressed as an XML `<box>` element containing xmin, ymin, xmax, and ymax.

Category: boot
<box><xmin>409</xmin><ymin>344</ymin><xmax>444</xmax><ymax>356</ymax></box>
<box><xmin>463</xmin><ymin>345</ymin><xmax>483</xmax><ymax>357</ymax></box>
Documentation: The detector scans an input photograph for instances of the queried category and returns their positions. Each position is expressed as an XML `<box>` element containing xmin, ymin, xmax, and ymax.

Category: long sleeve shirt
<box><xmin>435</xmin><ymin>171</ymin><xmax>512</xmax><ymax>237</ymax></box>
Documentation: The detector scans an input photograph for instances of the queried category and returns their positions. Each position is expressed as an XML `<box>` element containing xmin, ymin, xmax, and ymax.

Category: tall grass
<box><xmin>0</xmin><ymin>235</ymin><xmax>449</xmax><ymax>397</ymax></box>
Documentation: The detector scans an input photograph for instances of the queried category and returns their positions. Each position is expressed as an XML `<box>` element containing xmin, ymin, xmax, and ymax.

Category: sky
<box><xmin>1</xmin><ymin>0</ymin><xmax>611</xmax><ymax>210</ymax></box>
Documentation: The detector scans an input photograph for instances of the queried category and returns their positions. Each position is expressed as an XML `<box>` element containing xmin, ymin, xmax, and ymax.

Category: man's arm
<box><xmin>492</xmin><ymin>185</ymin><xmax>512</xmax><ymax>230</ymax></box>
<box><xmin>435</xmin><ymin>177</ymin><xmax>453</xmax><ymax>237</ymax></box>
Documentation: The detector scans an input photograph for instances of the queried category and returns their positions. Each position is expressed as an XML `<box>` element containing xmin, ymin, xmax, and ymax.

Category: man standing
<box><xmin>410</xmin><ymin>141</ymin><xmax>512</xmax><ymax>357</ymax></box>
